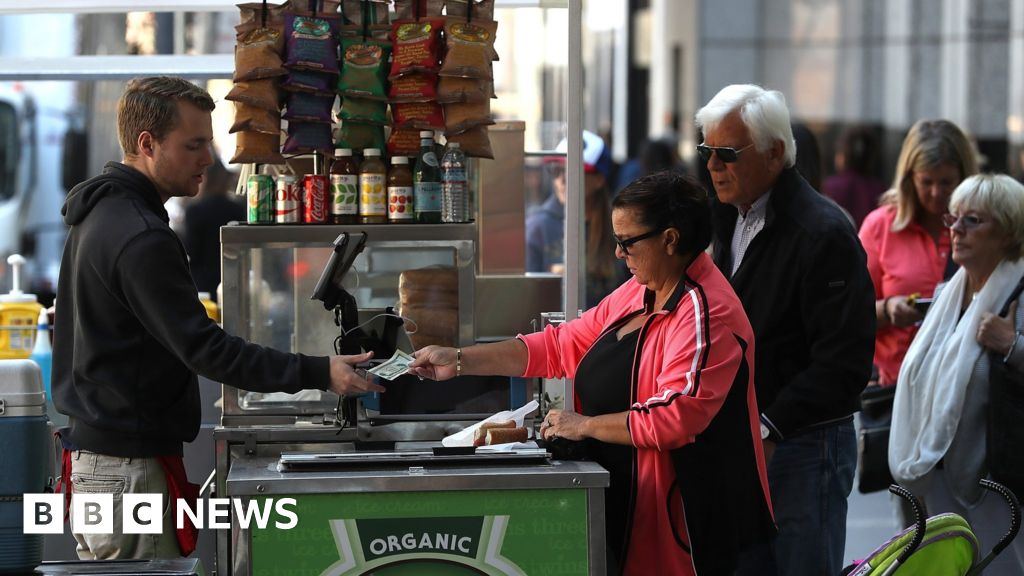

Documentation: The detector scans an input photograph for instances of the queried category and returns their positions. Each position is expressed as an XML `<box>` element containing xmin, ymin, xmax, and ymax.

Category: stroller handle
<box><xmin>980</xmin><ymin>480</ymin><xmax>1021</xmax><ymax>556</ymax></box>
<box><xmin>889</xmin><ymin>484</ymin><xmax>927</xmax><ymax>566</ymax></box>
<box><xmin>965</xmin><ymin>480</ymin><xmax>1023</xmax><ymax>576</ymax></box>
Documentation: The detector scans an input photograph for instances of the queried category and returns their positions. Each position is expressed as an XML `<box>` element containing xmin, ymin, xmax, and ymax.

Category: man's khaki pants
<box><xmin>70</xmin><ymin>450</ymin><xmax>180</xmax><ymax>560</ymax></box>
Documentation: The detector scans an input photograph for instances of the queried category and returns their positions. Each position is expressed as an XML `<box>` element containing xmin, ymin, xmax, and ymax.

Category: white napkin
<box><xmin>441</xmin><ymin>400</ymin><xmax>539</xmax><ymax>447</ymax></box>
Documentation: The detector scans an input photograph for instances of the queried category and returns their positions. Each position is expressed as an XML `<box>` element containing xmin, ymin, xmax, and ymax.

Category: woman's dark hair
<box><xmin>612</xmin><ymin>170</ymin><xmax>712</xmax><ymax>256</ymax></box>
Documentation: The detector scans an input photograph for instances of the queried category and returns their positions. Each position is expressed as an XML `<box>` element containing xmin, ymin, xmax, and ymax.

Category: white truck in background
<box><xmin>0</xmin><ymin>13</ymin><xmax>78</xmax><ymax>304</ymax></box>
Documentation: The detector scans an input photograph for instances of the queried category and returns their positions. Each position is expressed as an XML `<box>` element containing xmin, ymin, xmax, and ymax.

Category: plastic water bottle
<box><xmin>28</xmin><ymin>307</ymin><xmax>62</xmax><ymax>425</ymax></box>
<box><xmin>441</xmin><ymin>143</ymin><xmax>470</xmax><ymax>223</ymax></box>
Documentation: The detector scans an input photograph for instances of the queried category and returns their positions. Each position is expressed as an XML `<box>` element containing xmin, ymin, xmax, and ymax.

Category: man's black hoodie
<box><xmin>53</xmin><ymin>162</ymin><xmax>329</xmax><ymax>457</ymax></box>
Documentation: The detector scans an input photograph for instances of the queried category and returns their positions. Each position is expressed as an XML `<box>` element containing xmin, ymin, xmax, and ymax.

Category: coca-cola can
<box><xmin>303</xmin><ymin>174</ymin><xmax>329</xmax><ymax>224</ymax></box>
<box><xmin>274</xmin><ymin>175</ymin><xmax>301</xmax><ymax>223</ymax></box>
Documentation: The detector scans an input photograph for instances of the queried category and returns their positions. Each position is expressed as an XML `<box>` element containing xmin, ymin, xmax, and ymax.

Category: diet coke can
<box><xmin>303</xmin><ymin>174</ymin><xmax>329</xmax><ymax>224</ymax></box>
<box><xmin>274</xmin><ymin>175</ymin><xmax>301</xmax><ymax>223</ymax></box>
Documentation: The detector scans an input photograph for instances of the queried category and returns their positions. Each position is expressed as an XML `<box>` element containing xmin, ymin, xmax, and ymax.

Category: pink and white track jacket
<box><xmin>519</xmin><ymin>252</ymin><xmax>775</xmax><ymax>575</ymax></box>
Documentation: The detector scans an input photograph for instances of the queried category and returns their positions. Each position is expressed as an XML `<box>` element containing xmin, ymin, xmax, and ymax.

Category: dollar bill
<box><xmin>368</xmin><ymin>349</ymin><xmax>416</xmax><ymax>381</ymax></box>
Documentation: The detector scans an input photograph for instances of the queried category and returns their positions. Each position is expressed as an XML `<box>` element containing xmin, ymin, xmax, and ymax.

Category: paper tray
<box><xmin>277</xmin><ymin>449</ymin><xmax>550</xmax><ymax>471</ymax></box>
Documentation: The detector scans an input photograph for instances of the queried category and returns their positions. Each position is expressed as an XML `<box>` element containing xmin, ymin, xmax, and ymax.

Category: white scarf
<box><xmin>889</xmin><ymin>258</ymin><xmax>1024</xmax><ymax>485</ymax></box>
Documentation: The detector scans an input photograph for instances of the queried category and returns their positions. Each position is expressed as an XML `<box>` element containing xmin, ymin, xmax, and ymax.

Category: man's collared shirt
<box><xmin>730</xmin><ymin>191</ymin><xmax>772</xmax><ymax>276</ymax></box>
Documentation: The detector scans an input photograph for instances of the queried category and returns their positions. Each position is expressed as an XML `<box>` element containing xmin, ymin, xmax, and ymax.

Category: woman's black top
<box><xmin>574</xmin><ymin>326</ymin><xmax>640</xmax><ymax>564</ymax></box>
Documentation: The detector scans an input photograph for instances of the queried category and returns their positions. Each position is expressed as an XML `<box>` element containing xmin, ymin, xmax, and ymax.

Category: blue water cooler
<box><xmin>0</xmin><ymin>359</ymin><xmax>49</xmax><ymax>573</ymax></box>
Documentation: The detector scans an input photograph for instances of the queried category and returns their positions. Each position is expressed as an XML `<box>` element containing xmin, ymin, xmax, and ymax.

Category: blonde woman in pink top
<box><xmin>859</xmin><ymin>119</ymin><xmax>978</xmax><ymax>385</ymax></box>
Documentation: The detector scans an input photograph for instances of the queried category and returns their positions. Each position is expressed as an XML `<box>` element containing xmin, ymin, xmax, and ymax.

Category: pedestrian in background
<box><xmin>859</xmin><ymin>119</ymin><xmax>977</xmax><ymax>387</ymax></box>
<box><xmin>823</xmin><ymin>125</ymin><xmax>889</xmax><ymax>228</ymax></box>
<box><xmin>183</xmin><ymin>155</ymin><xmax>243</xmax><ymax>298</ymax></box>
<box><xmin>697</xmin><ymin>84</ymin><xmax>876</xmax><ymax>576</ymax></box>
<box><xmin>526</xmin><ymin>130</ymin><xmax>625</xmax><ymax>308</ymax></box>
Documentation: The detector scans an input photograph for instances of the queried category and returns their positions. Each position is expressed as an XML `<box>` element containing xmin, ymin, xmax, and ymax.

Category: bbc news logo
<box><xmin>22</xmin><ymin>494</ymin><xmax>298</xmax><ymax>534</ymax></box>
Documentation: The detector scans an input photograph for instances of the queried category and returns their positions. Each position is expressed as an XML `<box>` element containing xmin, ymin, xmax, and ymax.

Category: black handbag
<box><xmin>857</xmin><ymin>384</ymin><xmax>896</xmax><ymax>493</ymax></box>
<box><xmin>986</xmin><ymin>275</ymin><xmax>1024</xmax><ymax>498</ymax></box>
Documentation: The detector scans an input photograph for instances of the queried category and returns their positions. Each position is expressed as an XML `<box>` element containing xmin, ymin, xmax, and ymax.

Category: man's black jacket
<box><xmin>711</xmin><ymin>167</ymin><xmax>875</xmax><ymax>440</ymax></box>
<box><xmin>53</xmin><ymin>162</ymin><xmax>329</xmax><ymax>457</ymax></box>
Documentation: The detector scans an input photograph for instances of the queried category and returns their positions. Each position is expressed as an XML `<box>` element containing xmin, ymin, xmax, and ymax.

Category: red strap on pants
<box><xmin>53</xmin><ymin>431</ymin><xmax>72</xmax><ymax>521</ymax></box>
<box><xmin>158</xmin><ymin>455</ymin><xmax>200</xmax><ymax>557</ymax></box>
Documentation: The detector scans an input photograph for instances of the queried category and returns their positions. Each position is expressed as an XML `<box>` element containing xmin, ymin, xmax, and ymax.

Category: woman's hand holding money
<box><xmin>409</xmin><ymin>346</ymin><xmax>459</xmax><ymax>381</ymax></box>
<box><xmin>329</xmin><ymin>352</ymin><xmax>385</xmax><ymax>395</ymax></box>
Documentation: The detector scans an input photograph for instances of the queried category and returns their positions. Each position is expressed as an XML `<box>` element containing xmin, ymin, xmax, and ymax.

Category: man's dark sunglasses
<box><xmin>614</xmin><ymin>227</ymin><xmax>666</xmax><ymax>255</ymax></box>
<box><xmin>696</xmin><ymin>143</ymin><xmax>754</xmax><ymax>163</ymax></box>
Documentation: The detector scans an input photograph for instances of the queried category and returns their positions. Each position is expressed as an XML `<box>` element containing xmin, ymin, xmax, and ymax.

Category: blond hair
<box><xmin>880</xmin><ymin>119</ymin><xmax>978</xmax><ymax>231</ymax></box>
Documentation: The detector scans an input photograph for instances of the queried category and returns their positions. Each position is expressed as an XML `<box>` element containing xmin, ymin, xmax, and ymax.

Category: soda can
<box><xmin>246</xmin><ymin>174</ymin><xmax>274</xmax><ymax>224</ymax></box>
<box><xmin>274</xmin><ymin>175</ymin><xmax>302</xmax><ymax>223</ymax></box>
<box><xmin>303</xmin><ymin>174</ymin><xmax>329</xmax><ymax>224</ymax></box>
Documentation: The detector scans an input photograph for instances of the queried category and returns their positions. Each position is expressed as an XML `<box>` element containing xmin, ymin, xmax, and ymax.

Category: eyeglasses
<box><xmin>941</xmin><ymin>213</ymin><xmax>986</xmax><ymax>230</ymax></box>
<box><xmin>614</xmin><ymin>227</ymin><xmax>665</xmax><ymax>255</ymax></box>
<box><xmin>697</xmin><ymin>143</ymin><xmax>754</xmax><ymax>163</ymax></box>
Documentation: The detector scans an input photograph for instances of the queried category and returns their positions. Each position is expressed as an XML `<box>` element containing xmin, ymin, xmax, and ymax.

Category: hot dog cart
<box><xmin>213</xmin><ymin>222</ymin><xmax>607</xmax><ymax>575</ymax></box>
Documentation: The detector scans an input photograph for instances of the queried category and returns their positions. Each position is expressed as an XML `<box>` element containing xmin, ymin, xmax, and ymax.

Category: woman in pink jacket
<box><xmin>411</xmin><ymin>171</ymin><xmax>775</xmax><ymax>575</ymax></box>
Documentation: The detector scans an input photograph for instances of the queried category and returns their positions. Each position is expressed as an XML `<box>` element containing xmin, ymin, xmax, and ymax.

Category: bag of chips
<box><xmin>283</xmin><ymin>121</ymin><xmax>334</xmax><ymax>154</ymax></box>
<box><xmin>393</xmin><ymin>101</ymin><xmax>444</xmax><ymax>130</ymax></box>
<box><xmin>236</xmin><ymin>2</ymin><xmax>288</xmax><ymax>38</ymax></box>
<box><xmin>437</xmin><ymin>75</ymin><xmax>491</xmax><ymax>104</ymax></box>
<box><xmin>338</xmin><ymin>38</ymin><xmax>392</xmax><ymax>100</ymax></box>
<box><xmin>281</xmin><ymin>69</ymin><xmax>337</xmax><ymax>94</ymax></box>
<box><xmin>284</xmin><ymin>13</ymin><xmax>340</xmax><ymax>74</ymax></box>
<box><xmin>337</xmin><ymin>121</ymin><xmax>386</xmax><ymax>150</ymax></box>
<box><xmin>445</xmin><ymin>125</ymin><xmax>493</xmax><ymax>159</ymax></box>
<box><xmin>226</xmin><ymin>79</ymin><xmax>282</xmax><ymax>112</ymax></box>
<box><xmin>389</xmin><ymin>73</ymin><xmax>439</xmax><ymax>102</ymax></box>
<box><xmin>230</xmin><ymin>102</ymin><xmax>282</xmax><ymax>135</ymax></box>
<box><xmin>388</xmin><ymin>19</ymin><xmax>444</xmax><ymax>79</ymax></box>
<box><xmin>392</xmin><ymin>0</ymin><xmax>444</xmax><ymax>21</ymax></box>
<box><xmin>339</xmin><ymin>96</ymin><xmax>389</xmax><ymax>125</ymax></box>
<box><xmin>234</xmin><ymin>28</ymin><xmax>286</xmax><ymax>81</ymax></box>
<box><xmin>439</xmin><ymin>19</ymin><xmax>499</xmax><ymax>79</ymax></box>
<box><xmin>386</xmin><ymin>127</ymin><xmax>423</xmax><ymax>157</ymax></box>
<box><xmin>283</xmin><ymin>92</ymin><xmax>336</xmax><ymax>123</ymax></box>
<box><xmin>231</xmin><ymin>130</ymin><xmax>285</xmax><ymax>164</ymax></box>
<box><xmin>444</xmin><ymin>100</ymin><xmax>493</xmax><ymax>134</ymax></box>
<box><xmin>444</xmin><ymin>0</ymin><xmax>495</xmax><ymax>22</ymax></box>
<box><xmin>290</xmin><ymin>0</ymin><xmax>341</xmax><ymax>16</ymax></box>
<box><xmin>340</xmin><ymin>0</ymin><xmax>389</xmax><ymax>26</ymax></box>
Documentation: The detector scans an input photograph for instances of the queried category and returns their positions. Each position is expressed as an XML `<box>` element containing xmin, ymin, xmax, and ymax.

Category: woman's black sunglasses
<box><xmin>696</xmin><ymin>143</ymin><xmax>754</xmax><ymax>163</ymax></box>
<box><xmin>614</xmin><ymin>227</ymin><xmax>666</xmax><ymax>255</ymax></box>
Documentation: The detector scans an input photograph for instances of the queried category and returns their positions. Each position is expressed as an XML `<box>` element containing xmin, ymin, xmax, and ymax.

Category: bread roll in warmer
<box><xmin>399</xmin><ymin>267</ymin><xmax>459</xmax><ymax>294</ymax></box>
<box><xmin>472</xmin><ymin>420</ymin><xmax>515</xmax><ymax>447</ymax></box>
<box><xmin>400</xmin><ymin>287</ymin><xmax>459</xmax><ymax>309</ymax></box>
<box><xmin>400</xmin><ymin>306</ymin><xmax>458</xmax><ymax>349</ymax></box>
<box><xmin>486</xmin><ymin>427</ymin><xmax>528</xmax><ymax>445</ymax></box>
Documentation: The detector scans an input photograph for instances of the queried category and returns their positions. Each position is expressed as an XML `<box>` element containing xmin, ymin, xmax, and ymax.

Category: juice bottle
<box><xmin>387</xmin><ymin>156</ymin><xmax>415</xmax><ymax>223</ymax></box>
<box><xmin>359</xmin><ymin>149</ymin><xmax>388</xmax><ymax>224</ymax></box>
<box><xmin>330</xmin><ymin>148</ymin><xmax>359</xmax><ymax>224</ymax></box>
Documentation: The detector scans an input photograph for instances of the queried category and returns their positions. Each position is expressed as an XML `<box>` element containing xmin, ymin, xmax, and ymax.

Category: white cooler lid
<box><xmin>0</xmin><ymin>359</ymin><xmax>46</xmax><ymax>415</ymax></box>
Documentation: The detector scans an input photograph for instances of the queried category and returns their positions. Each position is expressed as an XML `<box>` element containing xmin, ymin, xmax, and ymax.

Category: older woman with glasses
<box><xmin>859</xmin><ymin>119</ymin><xmax>978</xmax><ymax>387</ymax></box>
<box><xmin>890</xmin><ymin>174</ymin><xmax>1024</xmax><ymax>573</ymax></box>
<box><xmin>411</xmin><ymin>171</ymin><xmax>775</xmax><ymax>575</ymax></box>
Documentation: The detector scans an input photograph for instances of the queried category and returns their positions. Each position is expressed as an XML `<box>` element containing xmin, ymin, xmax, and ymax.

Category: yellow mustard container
<box><xmin>0</xmin><ymin>255</ymin><xmax>43</xmax><ymax>360</ymax></box>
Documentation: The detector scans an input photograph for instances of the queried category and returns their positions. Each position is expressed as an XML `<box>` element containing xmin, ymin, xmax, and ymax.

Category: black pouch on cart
<box><xmin>857</xmin><ymin>384</ymin><xmax>896</xmax><ymax>494</ymax></box>
<box><xmin>987</xmin><ymin>274</ymin><xmax>1024</xmax><ymax>498</ymax></box>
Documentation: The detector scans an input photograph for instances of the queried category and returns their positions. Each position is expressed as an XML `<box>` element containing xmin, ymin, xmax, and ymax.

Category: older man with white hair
<box><xmin>696</xmin><ymin>84</ymin><xmax>876</xmax><ymax>576</ymax></box>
